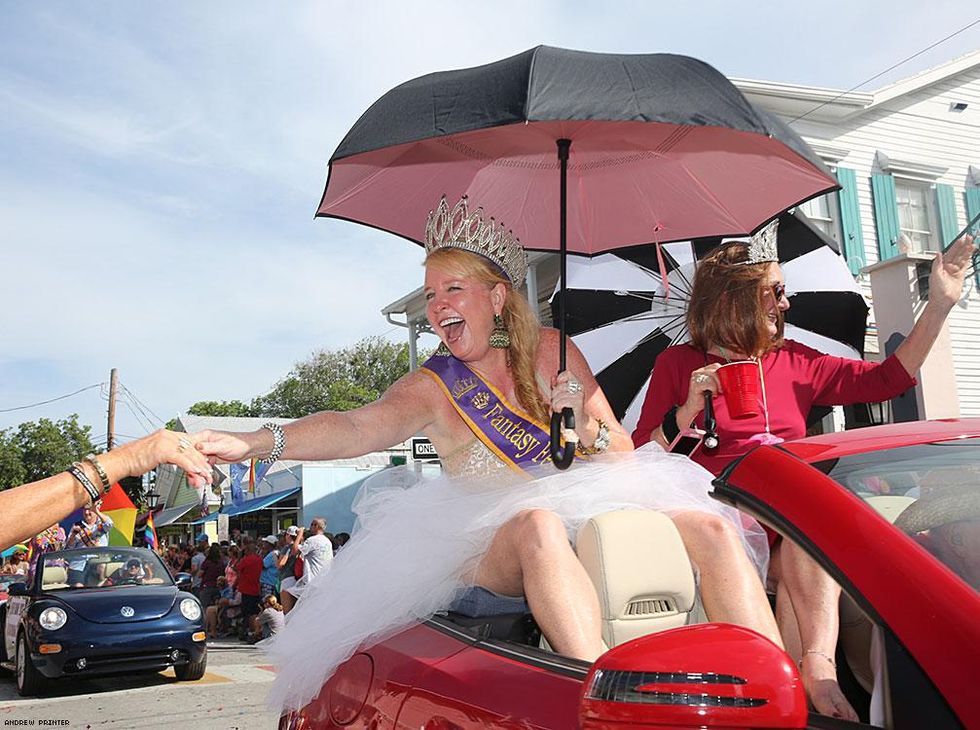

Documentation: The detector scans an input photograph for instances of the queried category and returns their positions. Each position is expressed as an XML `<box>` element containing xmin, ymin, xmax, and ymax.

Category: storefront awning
<box><xmin>187</xmin><ymin>487</ymin><xmax>301</xmax><ymax>525</ymax></box>
<box><xmin>222</xmin><ymin>486</ymin><xmax>301</xmax><ymax>517</ymax></box>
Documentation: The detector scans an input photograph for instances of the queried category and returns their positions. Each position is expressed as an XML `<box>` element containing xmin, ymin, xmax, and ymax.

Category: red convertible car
<box><xmin>282</xmin><ymin>419</ymin><xmax>980</xmax><ymax>729</ymax></box>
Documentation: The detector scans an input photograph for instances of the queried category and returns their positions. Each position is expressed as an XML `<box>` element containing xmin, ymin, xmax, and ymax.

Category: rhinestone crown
<box><xmin>425</xmin><ymin>195</ymin><xmax>528</xmax><ymax>285</ymax></box>
<box><xmin>741</xmin><ymin>218</ymin><xmax>779</xmax><ymax>265</ymax></box>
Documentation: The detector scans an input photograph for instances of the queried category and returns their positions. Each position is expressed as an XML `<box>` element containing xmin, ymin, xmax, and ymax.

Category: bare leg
<box><xmin>205</xmin><ymin>605</ymin><xmax>218</xmax><ymax>637</ymax></box>
<box><xmin>775</xmin><ymin>540</ymin><xmax>858</xmax><ymax>721</ymax></box>
<box><xmin>281</xmin><ymin>589</ymin><xmax>296</xmax><ymax>614</ymax></box>
<box><xmin>472</xmin><ymin>509</ymin><xmax>604</xmax><ymax>662</ymax></box>
<box><xmin>671</xmin><ymin>511</ymin><xmax>783</xmax><ymax>648</ymax></box>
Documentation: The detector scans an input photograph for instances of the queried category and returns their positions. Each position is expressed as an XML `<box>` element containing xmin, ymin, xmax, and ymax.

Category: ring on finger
<box><xmin>694</xmin><ymin>373</ymin><xmax>711</xmax><ymax>385</ymax></box>
<box><xmin>177</xmin><ymin>437</ymin><xmax>192</xmax><ymax>452</ymax></box>
<box><xmin>567</xmin><ymin>380</ymin><xmax>583</xmax><ymax>394</ymax></box>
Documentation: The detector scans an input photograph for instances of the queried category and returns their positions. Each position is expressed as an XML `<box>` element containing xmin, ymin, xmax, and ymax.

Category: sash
<box><xmin>420</xmin><ymin>355</ymin><xmax>554</xmax><ymax>475</ymax></box>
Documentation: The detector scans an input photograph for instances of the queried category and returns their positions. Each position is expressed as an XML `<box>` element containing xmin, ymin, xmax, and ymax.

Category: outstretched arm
<box><xmin>0</xmin><ymin>430</ymin><xmax>212</xmax><ymax>552</ymax></box>
<box><xmin>193</xmin><ymin>371</ymin><xmax>437</xmax><ymax>464</ymax></box>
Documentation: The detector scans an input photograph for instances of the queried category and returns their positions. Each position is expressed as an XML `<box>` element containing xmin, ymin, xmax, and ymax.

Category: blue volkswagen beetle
<box><xmin>0</xmin><ymin>546</ymin><xmax>206</xmax><ymax>695</ymax></box>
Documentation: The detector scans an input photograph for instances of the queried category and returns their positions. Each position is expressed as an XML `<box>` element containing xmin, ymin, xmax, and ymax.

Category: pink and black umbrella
<box><xmin>317</xmin><ymin>46</ymin><xmax>839</xmax><ymax>467</ymax></box>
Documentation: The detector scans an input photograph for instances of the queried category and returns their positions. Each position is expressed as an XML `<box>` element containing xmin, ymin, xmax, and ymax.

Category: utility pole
<box><xmin>107</xmin><ymin>368</ymin><xmax>118</xmax><ymax>451</ymax></box>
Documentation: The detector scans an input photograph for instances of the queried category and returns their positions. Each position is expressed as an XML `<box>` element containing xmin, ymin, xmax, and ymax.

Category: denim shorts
<box><xmin>449</xmin><ymin>586</ymin><xmax>529</xmax><ymax>618</ymax></box>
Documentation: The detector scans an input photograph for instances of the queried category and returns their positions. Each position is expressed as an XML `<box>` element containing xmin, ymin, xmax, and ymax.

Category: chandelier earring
<box><xmin>489</xmin><ymin>314</ymin><xmax>511</xmax><ymax>349</ymax></box>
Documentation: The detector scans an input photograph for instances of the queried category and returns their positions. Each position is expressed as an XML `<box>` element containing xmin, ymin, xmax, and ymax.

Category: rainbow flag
<box><xmin>144</xmin><ymin>511</ymin><xmax>158</xmax><ymax>550</ymax></box>
<box><xmin>248</xmin><ymin>458</ymin><xmax>272</xmax><ymax>495</ymax></box>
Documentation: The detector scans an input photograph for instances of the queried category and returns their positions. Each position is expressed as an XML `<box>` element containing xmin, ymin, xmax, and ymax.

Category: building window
<box><xmin>798</xmin><ymin>193</ymin><xmax>841</xmax><ymax>244</ymax></box>
<box><xmin>894</xmin><ymin>178</ymin><xmax>940</xmax><ymax>253</ymax></box>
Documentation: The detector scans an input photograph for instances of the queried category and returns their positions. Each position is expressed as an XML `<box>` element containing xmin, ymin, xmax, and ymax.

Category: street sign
<box><xmin>411</xmin><ymin>437</ymin><xmax>440</xmax><ymax>461</ymax></box>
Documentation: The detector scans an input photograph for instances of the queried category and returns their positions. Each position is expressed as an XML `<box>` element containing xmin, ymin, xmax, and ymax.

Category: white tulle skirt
<box><xmin>265</xmin><ymin>442</ymin><xmax>768</xmax><ymax>713</ymax></box>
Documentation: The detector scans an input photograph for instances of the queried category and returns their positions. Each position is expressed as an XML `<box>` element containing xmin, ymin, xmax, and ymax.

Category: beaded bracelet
<box><xmin>67</xmin><ymin>462</ymin><xmax>101</xmax><ymax>505</ymax></box>
<box><xmin>259</xmin><ymin>422</ymin><xmax>286</xmax><ymax>465</ymax></box>
<box><xmin>83</xmin><ymin>454</ymin><xmax>112</xmax><ymax>494</ymax></box>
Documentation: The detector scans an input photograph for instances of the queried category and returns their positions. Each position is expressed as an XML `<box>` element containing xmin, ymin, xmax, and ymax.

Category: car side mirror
<box><xmin>175</xmin><ymin>575</ymin><xmax>192</xmax><ymax>592</ymax></box>
<box><xmin>6</xmin><ymin>582</ymin><xmax>29</xmax><ymax>596</ymax></box>
<box><xmin>580</xmin><ymin>623</ymin><xmax>807</xmax><ymax>729</ymax></box>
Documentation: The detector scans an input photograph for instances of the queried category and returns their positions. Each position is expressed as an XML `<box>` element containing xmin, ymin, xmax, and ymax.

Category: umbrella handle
<box><xmin>550</xmin><ymin>408</ymin><xmax>576</xmax><ymax>470</ymax></box>
<box><xmin>702</xmin><ymin>391</ymin><xmax>719</xmax><ymax>450</ymax></box>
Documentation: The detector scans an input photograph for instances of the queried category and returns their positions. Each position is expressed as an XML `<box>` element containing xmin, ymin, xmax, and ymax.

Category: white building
<box><xmin>734</xmin><ymin>49</ymin><xmax>980</xmax><ymax>418</ymax></box>
<box><xmin>384</xmin><ymin>51</ymin><xmax>980</xmax><ymax>423</ymax></box>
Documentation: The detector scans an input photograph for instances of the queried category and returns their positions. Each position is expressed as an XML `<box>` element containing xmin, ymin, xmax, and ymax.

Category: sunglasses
<box><xmin>770</xmin><ymin>282</ymin><xmax>788</xmax><ymax>301</ymax></box>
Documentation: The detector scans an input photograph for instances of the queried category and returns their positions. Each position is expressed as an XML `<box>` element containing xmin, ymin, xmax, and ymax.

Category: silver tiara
<box><xmin>424</xmin><ymin>195</ymin><xmax>528</xmax><ymax>285</ymax></box>
<box><xmin>740</xmin><ymin>218</ymin><xmax>779</xmax><ymax>265</ymax></box>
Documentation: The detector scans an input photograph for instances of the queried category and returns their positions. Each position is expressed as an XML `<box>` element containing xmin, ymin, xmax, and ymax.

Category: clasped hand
<box><xmin>550</xmin><ymin>371</ymin><xmax>586</xmax><ymax>439</ymax></box>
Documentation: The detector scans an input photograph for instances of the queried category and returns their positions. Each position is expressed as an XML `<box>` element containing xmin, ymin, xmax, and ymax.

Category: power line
<box><xmin>119</xmin><ymin>392</ymin><xmax>160</xmax><ymax>431</ymax></box>
<box><xmin>791</xmin><ymin>17</ymin><xmax>980</xmax><ymax>123</ymax></box>
<box><xmin>119</xmin><ymin>398</ymin><xmax>156</xmax><ymax>435</ymax></box>
<box><xmin>0</xmin><ymin>383</ymin><xmax>105</xmax><ymax>413</ymax></box>
<box><xmin>119</xmin><ymin>383</ymin><xmax>166</xmax><ymax>426</ymax></box>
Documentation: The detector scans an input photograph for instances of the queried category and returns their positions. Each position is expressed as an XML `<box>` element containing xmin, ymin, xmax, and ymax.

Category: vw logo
<box><xmin>120</xmin><ymin>606</ymin><xmax>135</xmax><ymax>618</ymax></box>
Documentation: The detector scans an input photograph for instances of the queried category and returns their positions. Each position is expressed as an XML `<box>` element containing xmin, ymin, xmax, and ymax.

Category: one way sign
<box><xmin>411</xmin><ymin>437</ymin><xmax>440</xmax><ymax>461</ymax></box>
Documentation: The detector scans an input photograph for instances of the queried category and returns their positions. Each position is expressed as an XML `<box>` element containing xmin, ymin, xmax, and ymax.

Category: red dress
<box><xmin>632</xmin><ymin>340</ymin><xmax>917</xmax><ymax>477</ymax></box>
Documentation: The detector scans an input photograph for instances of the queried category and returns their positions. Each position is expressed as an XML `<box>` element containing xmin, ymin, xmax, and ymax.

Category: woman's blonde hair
<box><xmin>687</xmin><ymin>242</ymin><xmax>784</xmax><ymax>357</ymax></box>
<box><xmin>425</xmin><ymin>248</ymin><xmax>548</xmax><ymax>423</ymax></box>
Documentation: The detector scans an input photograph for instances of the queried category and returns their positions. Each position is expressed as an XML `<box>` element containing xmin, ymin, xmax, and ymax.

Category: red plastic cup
<box><xmin>716</xmin><ymin>361</ymin><xmax>761</xmax><ymax>419</ymax></box>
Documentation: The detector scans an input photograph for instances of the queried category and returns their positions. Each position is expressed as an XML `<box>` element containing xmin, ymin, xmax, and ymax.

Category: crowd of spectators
<box><xmin>159</xmin><ymin>518</ymin><xmax>339</xmax><ymax>643</ymax></box>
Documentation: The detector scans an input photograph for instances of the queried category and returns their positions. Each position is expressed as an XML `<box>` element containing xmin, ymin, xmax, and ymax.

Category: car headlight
<box><xmin>179</xmin><ymin>598</ymin><xmax>202</xmax><ymax>621</ymax></box>
<box><xmin>39</xmin><ymin>607</ymin><xmax>68</xmax><ymax>631</ymax></box>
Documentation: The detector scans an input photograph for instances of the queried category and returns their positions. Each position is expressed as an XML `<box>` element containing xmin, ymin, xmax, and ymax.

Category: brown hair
<box><xmin>686</xmin><ymin>242</ymin><xmax>784</xmax><ymax>357</ymax></box>
<box><xmin>425</xmin><ymin>248</ymin><xmax>548</xmax><ymax>423</ymax></box>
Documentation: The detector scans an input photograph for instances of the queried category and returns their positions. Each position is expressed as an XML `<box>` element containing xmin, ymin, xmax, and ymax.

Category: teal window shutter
<box><xmin>966</xmin><ymin>187</ymin><xmax>980</xmax><ymax>287</ymax></box>
<box><xmin>935</xmin><ymin>183</ymin><xmax>958</xmax><ymax>247</ymax></box>
<box><xmin>871</xmin><ymin>174</ymin><xmax>900</xmax><ymax>262</ymax></box>
<box><xmin>835</xmin><ymin>167</ymin><xmax>865</xmax><ymax>275</ymax></box>
<box><xmin>966</xmin><ymin>187</ymin><xmax>980</xmax><ymax>230</ymax></box>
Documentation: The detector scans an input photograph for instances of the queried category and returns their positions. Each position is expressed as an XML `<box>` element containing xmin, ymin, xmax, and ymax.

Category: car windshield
<box><xmin>38</xmin><ymin>548</ymin><xmax>174</xmax><ymax>591</ymax></box>
<box><xmin>813</xmin><ymin>437</ymin><xmax>980</xmax><ymax>595</ymax></box>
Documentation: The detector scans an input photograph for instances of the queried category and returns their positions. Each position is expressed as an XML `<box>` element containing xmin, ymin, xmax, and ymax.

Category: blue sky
<box><xmin>1</xmin><ymin>1</ymin><xmax>978</xmax><ymax>444</ymax></box>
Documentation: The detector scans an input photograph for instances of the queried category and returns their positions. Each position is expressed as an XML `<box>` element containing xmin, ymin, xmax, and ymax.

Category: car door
<box><xmin>713</xmin><ymin>444</ymin><xmax>979</xmax><ymax>729</ymax></box>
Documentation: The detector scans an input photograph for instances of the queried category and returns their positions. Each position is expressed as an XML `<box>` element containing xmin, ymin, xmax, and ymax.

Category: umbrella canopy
<box><xmin>554</xmin><ymin>210</ymin><xmax>869</xmax><ymax>431</ymax></box>
<box><xmin>1</xmin><ymin>544</ymin><xmax>28</xmax><ymax>559</ymax></box>
<box><xmin>317</xmin><ymin>45</ymin><xmax>839</xmax><ymax>467</ymax></box>
<box><xmin>319</xmin><ymin>46</ymin><xmax>838</xmax><ymax>252</ymax></box>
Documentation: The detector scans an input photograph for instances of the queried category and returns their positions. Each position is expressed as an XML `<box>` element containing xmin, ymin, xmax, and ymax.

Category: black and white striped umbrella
<box><xmin>553</xmin><ymin>210</ymin><xmax>869</xmax><ymax>431</ymax></box>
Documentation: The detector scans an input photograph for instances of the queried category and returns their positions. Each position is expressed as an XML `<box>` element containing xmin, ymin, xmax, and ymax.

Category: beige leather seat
<box><xmin>42</xmin><ymin>565</ymin><xmax>69</xmax><ymax>590</ymax></box>
<box><xmin>576</xmin><ymin>510</ymin><xmax>700</xmax><ymax>649</ymax></box>
<box><xmin>839</xmin><ymin>495</ymin><xmax>916</xmax><ymax>692</ymax></box>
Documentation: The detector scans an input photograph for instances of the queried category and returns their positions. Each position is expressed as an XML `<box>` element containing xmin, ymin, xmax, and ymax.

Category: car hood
<box><xmin>49</xmin><ymin>586</ymin><xmax>180</xmax><ymax>623</ymax></box>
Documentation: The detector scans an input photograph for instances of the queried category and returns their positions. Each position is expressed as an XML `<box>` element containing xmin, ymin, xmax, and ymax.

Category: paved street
<box><xmin>0</xmin><ymin>640</ymin><xmax>279</xmax><ymax>729</ymax></box>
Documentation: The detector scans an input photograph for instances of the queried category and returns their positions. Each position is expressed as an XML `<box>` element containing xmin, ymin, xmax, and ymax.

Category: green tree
<box><xmin>252</xmin><ymin>336</ymin><xmax>418</xmax><ymax>418</ymax></box>
<box><xmin>11</xmin><ymin>415</ymin><xmax>96</xmax><ymax>484</ymax></box>
<box><xmin>0</xmin><ymin>428</ymin><xmax>27</xmax><ymax>491</ymax></box>
<box><xmin>165</xmin><ymin>399</ymin><xmax>257</xmax><ymax>430</ymax></box>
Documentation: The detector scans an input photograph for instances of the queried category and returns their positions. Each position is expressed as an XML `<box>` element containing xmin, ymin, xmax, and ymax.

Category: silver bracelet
<box><xmin>68</xmin><ymin>462</ymin><xmax>101</xmax><ymax>505</ymax></box>
<box><xmin>577</xmin><ymin>419</ymin><xmax>611</xmax><ymax>456</ymax></box>
<box><xmin>592</xmin><ymin>419</ymin><xmax>611</xmax><ymax>454</ymax></box>
<box><xmin>259</xmin><ymin>422</ymin><xmax>286</xmax><ymax>464</ymax></box>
